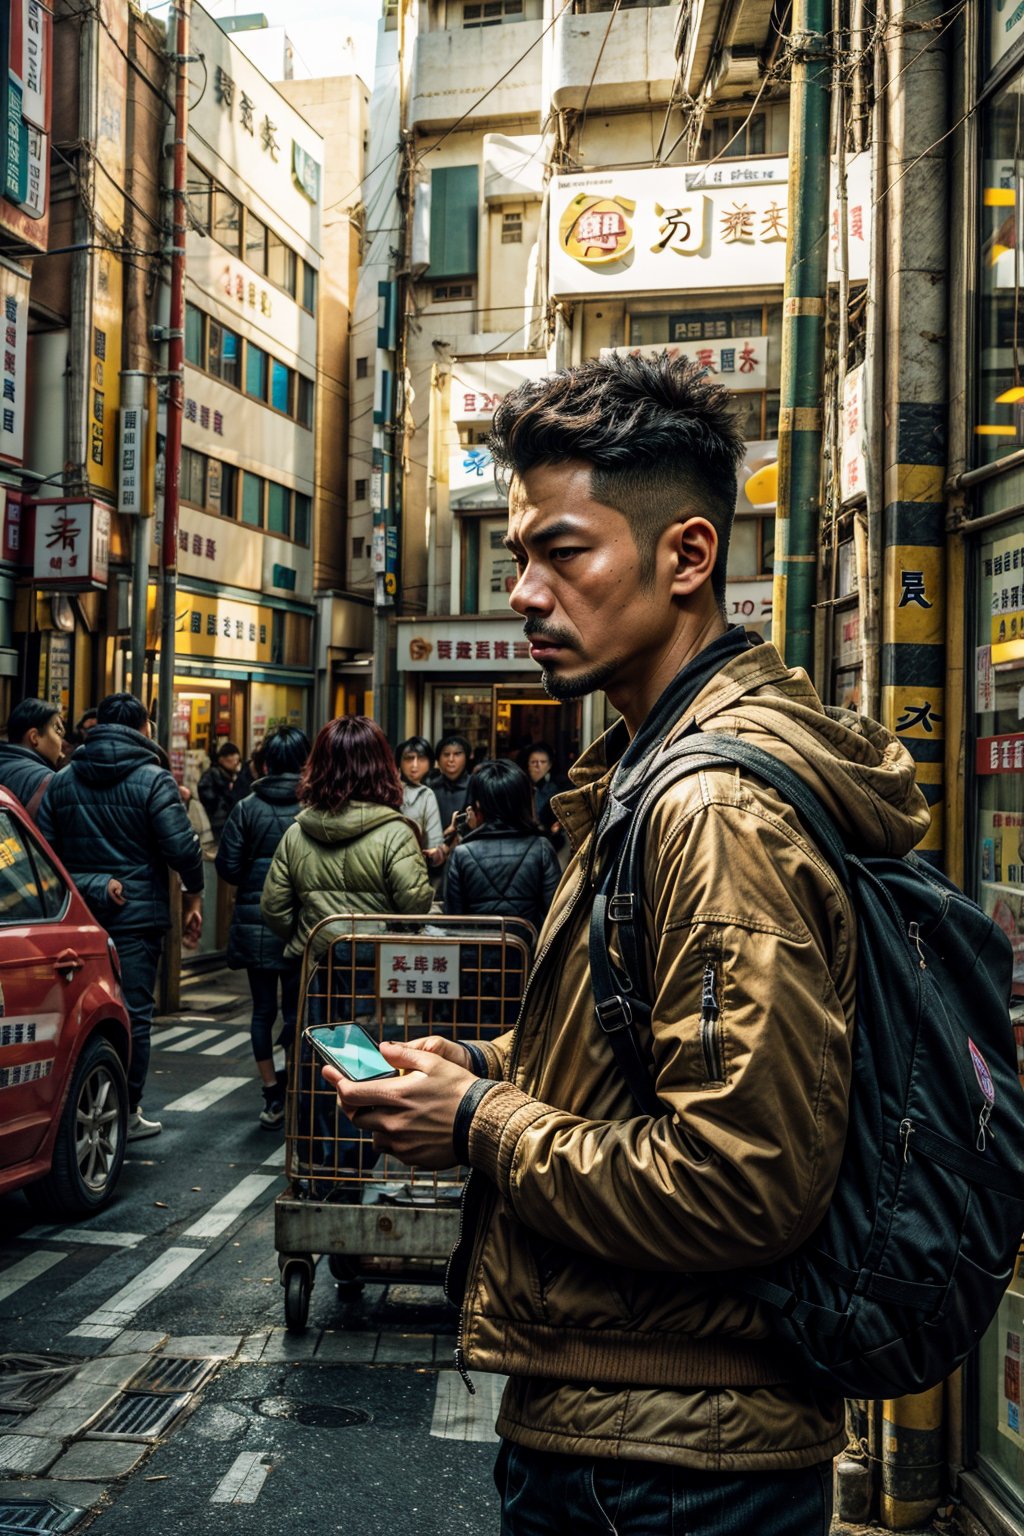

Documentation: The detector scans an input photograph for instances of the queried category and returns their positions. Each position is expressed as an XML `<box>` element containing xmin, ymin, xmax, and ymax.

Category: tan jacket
<box><xmin>453</xmin><ymin>642</ymin><xmax>930</xmax><ymax>1469</ymax></box>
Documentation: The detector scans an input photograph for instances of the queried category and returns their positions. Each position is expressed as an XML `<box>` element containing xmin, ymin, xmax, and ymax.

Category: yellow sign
<box><xmin>558</xmin><ymin>193</ymin><xmax>636</xmax><ymax>267</ymax></box>
<box><xmin>991</xmin><ymin>531</ymin><xmax>1024</xmax><ymax>662</ymax></box>
<box><xmin>88</xmin><ymin>250</ymin><xmax>122</xmax><ymax>497</ymax></box>
<box><xmin>173</xmin><ymin>591</ymin><xmax>274</xmax><ymax>665</ymax></box>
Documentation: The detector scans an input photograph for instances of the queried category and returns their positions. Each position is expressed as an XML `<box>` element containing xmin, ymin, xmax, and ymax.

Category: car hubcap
<box><xmin>75</xmin><ymin>1065</ymin><xmax>121</xmax><ymax>1192</ymax></box>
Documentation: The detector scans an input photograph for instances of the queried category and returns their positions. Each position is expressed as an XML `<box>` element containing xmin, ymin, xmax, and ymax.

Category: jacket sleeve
<box><xmin>385</xmin><ymin>823</ymin><xmax>435</xmax><ymax>913</ymax></box>
<box><xmin>423</xmin><ymin>788</ymin><xmax>444</xmax><ymax>850</ymax></box>
<box><xmin>465</xmin><ymin>795</ymin><xmax>854</xmax><ymax>1274</ymax></box>
<box><xmin>35</xmin><ymin>787</ymin><xmax>57</xmax><ymax>848</ymax></box>
<box><xmin>443</xmin><ymin>847</ymin><xmax>466</xmax><ymax>914</ymax></box>
<box><xmin>148</xmin><ymin>771</ymin><xmax>204</xmax><ymax>893</ymax></box>
<box><xmin>215</xmin><ymin>802</ymin><xmax>249</xmax><ymax>885</ymax></box>
<box><xmin>260</xmin><ymin>828</ymin><xmax>299</xmax><ymax>940</ymax></box>
<box><xmin>539</xmin><ymin>840</ymin><xmax>560</xmax><ymax>916</ymax></box>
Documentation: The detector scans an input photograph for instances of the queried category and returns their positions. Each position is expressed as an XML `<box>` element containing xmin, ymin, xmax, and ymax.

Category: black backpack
<box><xmin>589</xmin><ymin>731</ymin><xmax>1024</xmax><ymax>1400</ymax></box>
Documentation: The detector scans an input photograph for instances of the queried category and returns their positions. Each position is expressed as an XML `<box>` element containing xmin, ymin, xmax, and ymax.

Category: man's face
<box><xmin>505</xmin><ymin>462</ymin><xmax>696</xmax><ymax>703</ymax></box>
<box><xmin>220</xmin><ymin>751</ymin><xmax>241</xmax><ymax>775</ymax></box>
<box><xmin>401</xmin><ymin>749</ymin><xmax>431</xmax><ymax>785</ymax></box>
<box><xmin>527</xmin><ymin>751</ymin><xmax>551</xmax><ymax>784</ymax></box>
<box><xmin>30</xmin><ymin>714</ymin><xmax>65</xmax><ymax>766</ymax></box>
<box><xmin>438</xmin><ymin>744</ymin><xmax>467</xmax><ymax>781</ymax></box>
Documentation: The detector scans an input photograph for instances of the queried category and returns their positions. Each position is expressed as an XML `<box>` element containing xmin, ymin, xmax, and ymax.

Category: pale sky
<box><xmin>147</xmin><ymin>1</ymin><xmax>382</xmax><ymax>86</ymax></box>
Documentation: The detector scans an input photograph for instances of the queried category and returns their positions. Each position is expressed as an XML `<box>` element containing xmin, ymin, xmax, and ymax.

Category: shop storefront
<box><xmin>397</xmin><ymin>615</ymin><xmax>584</xmax><ymax>771</ymax></box>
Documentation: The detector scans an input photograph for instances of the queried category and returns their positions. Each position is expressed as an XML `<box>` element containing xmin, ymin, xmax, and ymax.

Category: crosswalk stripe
<box><xmin>162</xmin><ymin>1076</ymin><xmax>249</xmax><ymax>1112</ymax></box>
<box><xmin>211</xmin><ymin>1451</ymin><xmax>271</xmax><ymax>1504</ymax></box>
<box><xmin>151</xmin><ymin>1025</ymin><xmax>196</xmax><ymax>1047</ymax></box>
<box><xmin>165</xmin><ymin>1029</ymin><xmax>222</xmax><ymax>1052</ymax></box>
<box><xmin>202</xmin><ymin>1030</ymin><xmax>251</xmax><ymax>1057</ymax></box>
<box><xmin>23</xmin><ymin>1226</ymin><xmax>145</xmax><ymax>1249</ymax></box>
<box><xmin>181</xmin><ymin>1174</ymin><xmax>279</xmax><ymax>1240</ymax></box>
<box><xmin>0</xmin><ymin>1250</ymin><xmax>68</xmax><ymax>1303</ymax></box>
<box><xmin>67</xmin><ymin>1246</ymin><xmax>204</xmax><ymax>1339</ymax></box>
<box><xmin>430</xmin><ymin>1371</ymin><xmax>506</xmax><ymax>1442</ymax></box>
<box><xmin>261</xmin><ymin>1142</ymin><xmax>287</xmax><ymax>1166</ymax></box>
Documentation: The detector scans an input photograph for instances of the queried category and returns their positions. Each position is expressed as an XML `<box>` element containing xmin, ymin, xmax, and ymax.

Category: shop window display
<box><xmin>974</xmin><ymin>520</ymin><xmax>1024</xmax><ymax>1515</ymax></box>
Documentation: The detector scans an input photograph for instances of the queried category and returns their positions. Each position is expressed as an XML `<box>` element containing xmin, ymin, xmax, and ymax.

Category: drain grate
<box><xmin>84</xmin><ymin>1390</ymin><xmax>191</xmax><ymax>1442</ymax></box>
<box><xmin>0</xmin><ymin>1355</ymin><xmax>80</xmax><ymax>1414</ymax></box>
<box><xmin>0</xmin><ymin>1500</ymin><xmax>85</xmax><ymax>1533</ymax></box>
<box><xmin>128</xmin><ymin>1356</ymin><xmax>217</xmax><ymax>1395</ymax></box>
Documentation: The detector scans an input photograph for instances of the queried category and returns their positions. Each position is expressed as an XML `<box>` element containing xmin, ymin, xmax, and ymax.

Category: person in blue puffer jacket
<box><xmin>37</xmin><ymin>692</ymin><xmax>204</xmax><ymax>1140</ymax></box>
<box><xmin>216</xmin><ymin>725</ymin><xmax>309</xmax><ymax>1129</ymax></box>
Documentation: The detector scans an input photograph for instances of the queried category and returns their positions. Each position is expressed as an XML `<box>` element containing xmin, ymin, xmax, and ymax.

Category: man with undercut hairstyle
<box><xmin>322</xmin><ymin>354</ymin><xmax>930</xmax><ymax>1535</ymax></box>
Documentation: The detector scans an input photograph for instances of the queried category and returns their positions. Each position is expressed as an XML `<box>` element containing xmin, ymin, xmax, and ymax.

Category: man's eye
<box><xmin>550</xmin><ymin>547</ymin><xmax>584</xmax><ymax>562</ymax></box>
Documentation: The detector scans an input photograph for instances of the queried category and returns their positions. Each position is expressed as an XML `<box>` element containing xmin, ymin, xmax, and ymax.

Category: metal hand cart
<box><xmin>274</xmin><ymin>913</ymin><xmax>535</xmax><ymax>1331</ymax></box>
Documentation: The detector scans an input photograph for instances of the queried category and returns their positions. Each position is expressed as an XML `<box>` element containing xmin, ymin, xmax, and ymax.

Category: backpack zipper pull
<box><xmin>899</xmin><ymin>1118</ymin><xmax>914</xmax><ymax>1162</ymax></box>
<box><xmin>977</xmin><ymin>1100</ymin><xmax>993</xmax><ymax>1153</ymax></box>
<box><xmin>908</xmin><ymin>923</ymin><xmax>927</xmax><ymax>969</ymax></box>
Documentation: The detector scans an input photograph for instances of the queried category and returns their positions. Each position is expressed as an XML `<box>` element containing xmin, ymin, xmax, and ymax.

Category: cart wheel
<box><xmin>284</xmin><ymin>1265</ymin><xmax>311</xmax><ymax>1333</ymax></box>
<box><xmin>328</xmin><ymin>1254</ymin><xmax>364</xmax><ymax>1301</ymax></box>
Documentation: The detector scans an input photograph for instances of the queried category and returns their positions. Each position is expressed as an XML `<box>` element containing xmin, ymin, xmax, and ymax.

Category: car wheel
<box><xmin>28</xmin><ymin>1035</ymin><xmax>128</xmax><ymax>1220</ymax></box>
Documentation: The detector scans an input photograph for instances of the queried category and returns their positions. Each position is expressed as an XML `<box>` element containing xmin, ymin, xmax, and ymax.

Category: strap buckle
<box><xmin>595</xmin><ymin>994</ymin><xmax>636</xmax><ymax>1035</ymax></box>
<box><xmin>608</xmin><ymin>893</ymin><xmax>634</xmax><ymax>923</ymax></box>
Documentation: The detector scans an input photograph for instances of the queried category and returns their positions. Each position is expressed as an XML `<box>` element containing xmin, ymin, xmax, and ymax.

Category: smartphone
<box><xmin>304</xmin><ymin>1023</ymin><xmax>398</xmax><ymax>1082</ymax></box>
<box><xmin>454</xmin><ymin>810</ymin><xmax>470</xmax><ymax>837</ymax></box>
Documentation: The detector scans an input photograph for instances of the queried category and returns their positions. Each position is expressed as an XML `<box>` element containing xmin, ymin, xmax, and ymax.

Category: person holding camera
<box><xmin>443</xmin><ymin>759</ymin><xmax>560</xmax><ymax>939</ymax></box>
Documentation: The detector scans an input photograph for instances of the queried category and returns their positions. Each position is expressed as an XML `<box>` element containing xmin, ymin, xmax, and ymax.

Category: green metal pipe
<box><xmin>772</xmin><ymin>1</ymin><xmax>832</xmax><ymax>673</ymax></box>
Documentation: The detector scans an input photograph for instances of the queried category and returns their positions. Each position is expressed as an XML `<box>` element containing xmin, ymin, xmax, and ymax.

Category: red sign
<box><xmin>977</xmin><ymin>734</ymin><xmax>1024</xmax><ymax>776</ymax></box>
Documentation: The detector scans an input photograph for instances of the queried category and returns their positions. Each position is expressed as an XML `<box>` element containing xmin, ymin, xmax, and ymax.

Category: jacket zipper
<box><xmin>699</xmin><ymin>950</ymin><xmax>724</xmax><ymax>1085</ymax></box>
<box><xmin>448</xmin><ymin>808</ymin><xmax>602</xmax><ymax>1394</ymax></box>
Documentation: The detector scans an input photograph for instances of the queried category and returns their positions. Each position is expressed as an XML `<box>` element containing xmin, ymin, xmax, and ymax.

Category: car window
<box><xmin>29</xmin><ymin>833</ymin><xmax>68</xmax><ymax>918</ymax></box>
<box><xmin>0</xmin><ymin>812</ymin><xmax>47</xmax><ymax>924</ymax></box>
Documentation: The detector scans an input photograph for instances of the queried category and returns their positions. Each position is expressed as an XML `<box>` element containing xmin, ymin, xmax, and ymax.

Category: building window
<box><xmin>212</xmin><ymin>186</ymin><xmax>241</xmax><ymax>256</ymax></box>
<box><xmin>181</xmin><ymin>447</ymin><xmax>206</xmax><ymax>506</ymax></box>
<box><xmin>267</xmin><ymin>481</ymin><xmax>290</xmax><ymax>536</ymax></box>
<box><xmin>245</xmin><ymin>212</ymin><xmax>268</xmax><ymax>275</ymax></box>
<box><xmin>267</xmin><ymin>227</ymin><xmax>297</xmax><ymax>294</ymax></box>
<box><xmin>186</xmin><ymin>159</ymin><xmax>212</xmax><ymax>230</ymax></box>
<box><xmin>184</xmin><ymin>303</ymin><xmax>205</xmax><ymax>367</ymax></box>
<box><xmin>301</xmin><ymin>259</ymin><xmax>317</xmax><ymax>314</ymax></box>
<box><xmin>241</xmin><ymin>471</ymin><xmax>263</xmax><ymax>528</ymax></box>
<box><xmin>356</xmin><ymin>356</ymin><xmax>369</xmax><ymax>380</ymax></box>
<box><xmin>464</xmin><ymin>0</ymin><xmax>523</xmax><ymax>24</ymax></box>
<box><xmin>352</xmin><ymin>536</ymin><xmax>364</xmax><ymax>560</ymax></box>
<box><xmin>432</xmin><ymin>282</ymin><xmax>475</xmax><ymax>302</ymax></box>
<box><xmin>501</xmin><ymin>210</ymin><xmax>523</xmax><ymax>244</ymax></box>
<box><xmin>296</xmin><ymin>374</ymin><xmax>314</xmax><ymax>428</ymax></box>
<box><xmin>270</xmin><ymin>358</ymin><xmax>291</xmax><ymax>414</ymax></box>
<box><xmin>354</xmin><ymin>478</ymin><xmax>368</xmax><ymax>502</ymax></box>
<box><xmin>207</xmin><ymin>320</ymin><xmax>240</xmax><ymax>388</ymax></box>
<box><xmin>246</xmin><ymin>342</ymin><xmax>268</xmax><ymax>401</ymax></box>
<box><xmin>293</xmin><ymin>492</ymin><xmax>311</xmax><ymax>546</ymax></box>
<box><xmin>698</xmin><ymin>111</ymin><xmax>767</xmax><ymax>162</ymax></box>
<box><xmin>219</xmin><ymin>462</ymin><xmax>238</xmax><ymax>519</ymax></box>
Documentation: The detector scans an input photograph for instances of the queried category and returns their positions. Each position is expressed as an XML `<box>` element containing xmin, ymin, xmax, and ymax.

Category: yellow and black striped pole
<box><xmin>881</xmin><ymin>1386</ymin><xmax>945</xmax><ymax>1529</ymax></box>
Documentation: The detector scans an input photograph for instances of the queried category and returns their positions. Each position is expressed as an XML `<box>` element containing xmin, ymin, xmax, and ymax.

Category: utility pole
<box><xmin>772</xmin><ymin>1</ymin><xmax>832</xmax><ymax>673</ymax></box>
<box><xmin>157</xmin><ymin>0</ymin><xmax>190</xmax><ymax>753</ymax></box>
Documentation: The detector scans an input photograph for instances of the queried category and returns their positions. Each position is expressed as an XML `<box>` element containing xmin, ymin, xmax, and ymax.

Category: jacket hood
<box><xmin>296</xmin><ymin>798</ymin><xmax>406</xmax><ymax>846</ymax></box>
<box><xmin>572</xmin><ymin>640</ymin><xmax>930</xmax><ymax>859</ymax></box>
<box><xmin>70</xmin><ymin>722</ymin><xmax>165</xmax><ymax>786</ymax></box>
<box><xmin>0</xmin><ymin>741</ymin><xmax>50</xmax><ymax>769</ymax></box>
<box><xmin>252</xmin><ymin>773</ymin><xmax>300</xmax><ymax>804</ymax></box>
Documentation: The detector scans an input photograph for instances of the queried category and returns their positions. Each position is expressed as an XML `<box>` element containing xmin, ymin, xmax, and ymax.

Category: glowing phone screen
<box><xmin>307</xmin><ymin>1024</ymin><xmax>395</xmax><ymax>1081</ymax></box>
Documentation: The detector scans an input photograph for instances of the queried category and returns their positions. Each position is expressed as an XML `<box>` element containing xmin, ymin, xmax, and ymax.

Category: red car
<box><xmin>0</xmin><ymin>784</ymin><xmax>131</xmax><ymax>1218</ymax></box>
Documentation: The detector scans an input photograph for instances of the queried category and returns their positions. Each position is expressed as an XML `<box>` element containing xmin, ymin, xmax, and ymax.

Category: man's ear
<box><xmin>665</xmin><ymin>516</ymin><xmax>719</xmax><ymax>599</ymax></box>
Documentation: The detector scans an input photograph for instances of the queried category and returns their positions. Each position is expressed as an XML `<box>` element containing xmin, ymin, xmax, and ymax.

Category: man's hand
<box><xmin>107</xmin><ymin>878</ymin><xmax>127</xmax><ymax>907</ymax></box>
<box><xmin>322</xmin><ymin>1040</ymin><xmax>478</xmax><ymax>1169</ymax></box>
<box><xmin>182</xmin><ymin>892</ymin><xmax>203</xmax><ymax>949</ymax></box>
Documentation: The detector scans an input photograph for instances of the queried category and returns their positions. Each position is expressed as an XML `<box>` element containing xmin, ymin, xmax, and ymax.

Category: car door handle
<box><xmin>55</xmin><ymin>949</ymin><xmax>84</xmax><ymax>982</ymax></box>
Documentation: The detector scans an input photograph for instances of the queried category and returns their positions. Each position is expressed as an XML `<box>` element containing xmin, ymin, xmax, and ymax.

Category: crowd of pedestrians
<box><xmin>0</xmin><ymin>692</ymin><xmax>569</xmax><ymax>1133</ymax></box>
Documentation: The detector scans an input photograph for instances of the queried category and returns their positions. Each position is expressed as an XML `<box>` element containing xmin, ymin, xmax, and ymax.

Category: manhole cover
<box><xmin>0</xmin><ymin>1355</ymin><xmax>80</xmax><ymax>1414</ymax></box>
<box><xmin>85</xmin><ymin>1390</ymin><xmax>191</xmax><ymax>1441</ymax></box>
<box><xmin>252</xmin><ymin>1398</ymin><xmax>371</xmax><ymax>1429</ymax></box>
<box><xmin>128</xmin><ymin>1357</ymin><xmax>218</xmax><ymax>1394</ymax></box>
<box><xmin>0</xmin><ymin>1500</ymin><xmax>84</xmax><ymax>1533</ymax></box>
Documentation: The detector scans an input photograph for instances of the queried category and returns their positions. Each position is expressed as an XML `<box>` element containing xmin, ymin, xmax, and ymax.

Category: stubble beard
<box><xmin>539</xmin><ymin>655</ymin><xmax>624</xmax><ymax>700</ymax></box>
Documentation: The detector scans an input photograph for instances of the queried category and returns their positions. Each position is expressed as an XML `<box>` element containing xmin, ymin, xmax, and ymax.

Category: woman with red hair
<box><xmin>261</xmin><ymin>715</ymin><xmax>433</xmax><ymax>955</ymax></box>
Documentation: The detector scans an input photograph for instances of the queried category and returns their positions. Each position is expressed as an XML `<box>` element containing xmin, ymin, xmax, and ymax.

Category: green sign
<box><xmin>5</xmin><ymin>75</ymin><xmax>28</xmax><ymax>205</ymax></box>
<box><xmin>292</xmin><ymin>141</ymin><xmax>320</xmax><ymax>204</ymax></box>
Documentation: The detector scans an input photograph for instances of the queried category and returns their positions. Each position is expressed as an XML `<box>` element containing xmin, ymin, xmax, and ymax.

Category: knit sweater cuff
<box><xmin>465</xmin><ymin>1080</ymin><xmax>551</xmax><ymax>1193</ymax></box>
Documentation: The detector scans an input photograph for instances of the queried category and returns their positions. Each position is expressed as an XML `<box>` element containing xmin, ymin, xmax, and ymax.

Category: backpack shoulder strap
<box><xmin>24</xmin><ymin>771</ymin><xmax>52</xmax><ymax>823</ymax></box>
<box><xmin>589</xmin><ymin>733</ymin><xmax>850</xmax><ymax>1116</ymax></box>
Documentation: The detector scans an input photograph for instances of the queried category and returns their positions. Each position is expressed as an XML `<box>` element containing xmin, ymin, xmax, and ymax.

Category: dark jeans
<box><xmin>247</xmin><ymin>962</ymin><xmax>300</xmax><ymax>1062</ymax></box>
<box><xmin>114</xmin><ymin>930</ymin><xmax>164</xmax><ymax>1112</ymax></box>
<box><xmin>494</xmin><ymin>1443</ymin><xmax>834</xmax><ymax>1536</ymax></box>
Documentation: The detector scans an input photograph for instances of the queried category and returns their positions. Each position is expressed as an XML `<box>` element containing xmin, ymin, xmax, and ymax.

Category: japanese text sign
<box><xmin>840</xmin><ymin>363</ymin><xmax>867</xmax><ymax>503</ymax></box>
<box><xmin>0</xmin><ymin>269</ymin><xmax>28</xmax><ymax>464</ymax></box>
<box><xmin>33</xmin><ymin>499</ymin><xmax>110</xmax><ymax>588</ymax></box>
<box><xmin>399</xmin><ymin>618</ymin><xmax>532</xmax><ymax>673</ymax></box>
<box><xmin>990</xmin><ymin>533</ymin><xmax>1024</xmax><ymax>661</ymax></box>
<box><xmin>449</xmin><ymin>358</ymin><xmax>548</xmax><ymax>423</ymax></box>
<box><xmin>378</xmin><ymin>944</ymin><xmax>460</xmax><ymax>1000</ymax></box>
<box><xmin>600</xmin><ymin>338</ymin><xmax>768</xmax><ymax>393</ymax></box>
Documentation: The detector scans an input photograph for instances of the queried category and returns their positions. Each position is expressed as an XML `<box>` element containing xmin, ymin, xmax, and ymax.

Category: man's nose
<box><xmin>508</xmin><ymin>563</ymin><xmax>552</xmax><ymax>616</ymax></box>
